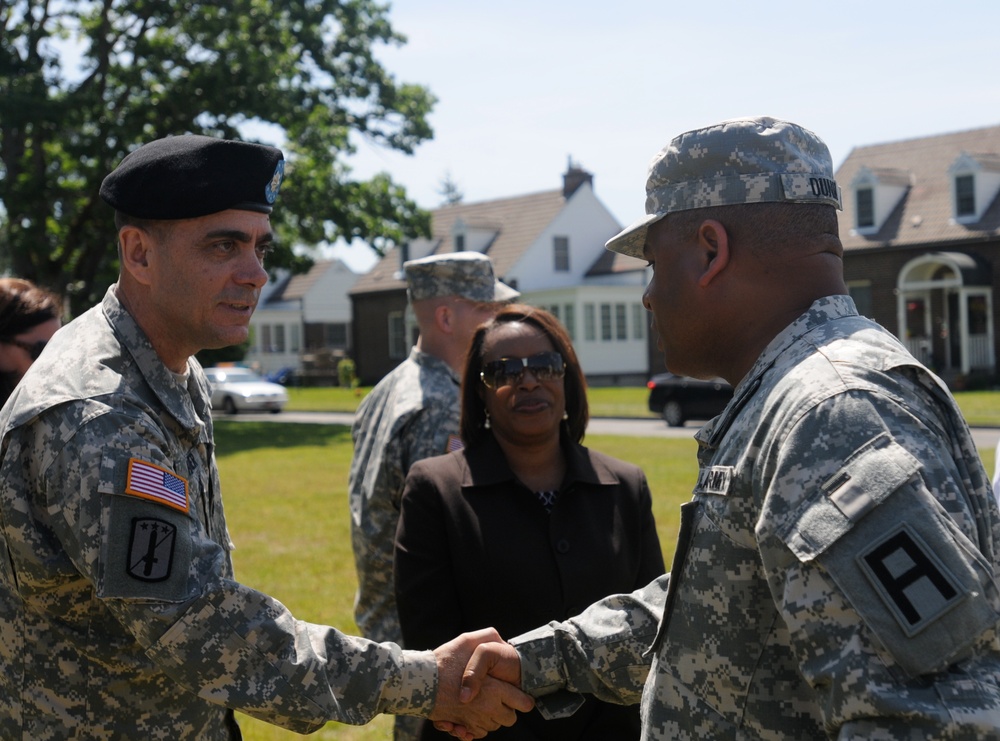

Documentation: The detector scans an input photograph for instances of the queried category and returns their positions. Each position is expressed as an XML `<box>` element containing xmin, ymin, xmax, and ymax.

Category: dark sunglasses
<box><xmin>1</xmin><ymin>337</ymin><xmax>48</xmax><ymax>361</ymax></box>
<box><xmin>480</xmin><ymin>351</ymin><xmax>565</xmax><ymax>389</ymax></box>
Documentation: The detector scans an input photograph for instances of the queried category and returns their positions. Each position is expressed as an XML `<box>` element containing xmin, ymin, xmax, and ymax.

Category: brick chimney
<box><xmin>562</xmin><ymin>157</ymin><xmax>593</xmax><ymax>199</ymax></box>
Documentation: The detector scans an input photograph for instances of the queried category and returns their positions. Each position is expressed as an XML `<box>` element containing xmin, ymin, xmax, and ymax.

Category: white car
<box><xmin>204</xmin><ymin>367</ymin><xmax>288</xmax><ymax>414</ymax></box>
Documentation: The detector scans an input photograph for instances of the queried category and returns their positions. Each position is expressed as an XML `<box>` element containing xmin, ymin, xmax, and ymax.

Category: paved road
<box><xmin>220</xmin><ymin>410</ymin><xmax>1000</xmax><ymax>450</ymax></box>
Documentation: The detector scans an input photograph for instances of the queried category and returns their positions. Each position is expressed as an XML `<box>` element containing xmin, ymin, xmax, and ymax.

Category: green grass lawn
<box><xmin>284</xmin><ymin>385</ymin><xmax>660</xmax><ymax>417</ymax></box>
<box><xmin>287</xmin><ymin>385</ymin><xmax>1000</xmax><ymax>426</ymax></box>
<box><xmin>219</xmin><ymin>411</ymin><xmax>997</xmax><ymax>739</ymax></box>
<box><xmin>217</xmin><ymin>422</ymin><xmax>696</xmax><ymax>739</ymax></box>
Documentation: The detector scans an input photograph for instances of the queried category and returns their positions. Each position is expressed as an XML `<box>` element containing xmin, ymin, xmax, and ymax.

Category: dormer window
<box><xmin>955</xmin><ymin>174</ymin><xmax>975</xmax><ymax>217</ymax></box>
<box><xmin>850</xmin><ymin>167</ymin><xmax>910</xmax><ymax>235</ymax></box>
<box><xmin>451</xmin><ymin>217</ymin><xmax>467</xmax><ymax>252</ymax></box>
<box><xmin>448</xmin><ymin>216</ymin><xmax>498</xmax><ymax>253</ymax></box>
<box><xmin>948</xmin><ymin>153</ymin><xmax>1000</xmax><ymax>224</ymax></box>
<box><xmin>856</xmin><ymin>187</ymin><xmax>875</xmax><ymax>229</ymax></box>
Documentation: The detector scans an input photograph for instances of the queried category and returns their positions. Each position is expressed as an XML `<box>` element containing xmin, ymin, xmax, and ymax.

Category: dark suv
<box><xmin>647</xmin><ymin>372</ymin><xmax>733</xmax><ymax>427</ymax></box>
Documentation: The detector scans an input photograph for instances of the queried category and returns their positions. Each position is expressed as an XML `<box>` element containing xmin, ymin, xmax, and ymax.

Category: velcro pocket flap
<box><xmin>782</xmin><ymin>433</ymin><xmax>921</xmax><ymax>562</ymax></box>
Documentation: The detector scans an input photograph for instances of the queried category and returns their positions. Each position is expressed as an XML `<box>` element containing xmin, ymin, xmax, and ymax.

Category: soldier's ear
<box><xmin>434</xmin><ymin>303</ymin><xmax>455</xmax><ymax>334</ymax></box>
<box><xmin>696</xmin><ymin>219</ymin><xmax>730</xmax><ymax>288</ymax></box>
<box><xmin>119</xmin><ymin>226</ymin><xmax>155</xmax><ymax>286</ymax></box>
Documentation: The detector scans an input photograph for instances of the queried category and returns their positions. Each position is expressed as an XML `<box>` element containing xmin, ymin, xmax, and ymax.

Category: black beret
<box><xmin>99</xmin><ymin>135</ymin><xmax>285</xmax><ymax>219</ymax></box>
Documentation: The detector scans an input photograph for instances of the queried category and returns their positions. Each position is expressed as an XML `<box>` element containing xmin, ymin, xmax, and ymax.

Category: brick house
<box><xmin>838</xmin><ymin>124</ymin><xmax>1000</xmax><ymax>386</ymax></box>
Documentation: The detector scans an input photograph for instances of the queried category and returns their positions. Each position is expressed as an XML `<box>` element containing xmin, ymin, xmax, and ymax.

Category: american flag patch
<box><xmin>125</xmin><ymin>458</ymin><xmax>189</xmax><ymax>513</ymax></box>
<box><xmin>446</xmin><ymin>434</ymin><xmax>464</xmax><ymax>452</ymax></box>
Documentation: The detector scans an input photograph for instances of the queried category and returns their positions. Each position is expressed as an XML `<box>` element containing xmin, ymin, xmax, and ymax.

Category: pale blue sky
<box><xmin>332</xmin><ymin>0</ymin><xmax>1000</xmax><ymax>271</ymax></box>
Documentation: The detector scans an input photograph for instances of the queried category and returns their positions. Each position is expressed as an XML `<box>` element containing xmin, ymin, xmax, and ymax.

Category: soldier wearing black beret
<box><xmin>0</xmin><ymin>133</ymin><xmax>534</xmax><ymax>738</ymax></box>
<box><xmin>99</xmin><ymin>134</ymin><xmax>285</xmax><ymax>220</ymax></box>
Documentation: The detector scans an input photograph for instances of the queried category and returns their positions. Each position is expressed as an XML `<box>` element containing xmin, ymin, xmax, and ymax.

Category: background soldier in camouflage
<box><xmin>0</xmin><ymin>135</ymin><xmax>532</xmax><ymax>739</ymax></box>
<box><xmin>349</xmin><ymin>251</ymin><xmax>517</xmax><ymax>741</ymax></box>
<box><xmin>453</xmin><ymin>117</ymin><xmax>1000</xmax><ymax>739</ymax></box>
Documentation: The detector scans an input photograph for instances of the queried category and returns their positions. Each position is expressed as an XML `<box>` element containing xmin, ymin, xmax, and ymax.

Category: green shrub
<box><xmin>337</xmin><ymin>358</ymin><xmax>358</xmax><ymax>389</ymax></box>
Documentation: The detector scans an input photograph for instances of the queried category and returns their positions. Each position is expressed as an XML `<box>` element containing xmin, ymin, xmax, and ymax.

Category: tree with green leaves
<box><xmin>0</xmin><ymin>0</ymin><xmax>434</xmax><ymax>314</ymax></box>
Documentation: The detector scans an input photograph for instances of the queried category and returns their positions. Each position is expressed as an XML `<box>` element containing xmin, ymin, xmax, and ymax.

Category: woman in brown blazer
<box><xmin>395</xmin><ymin>304</ymin><xmax>664</xmax><ymax>741</ymax></box>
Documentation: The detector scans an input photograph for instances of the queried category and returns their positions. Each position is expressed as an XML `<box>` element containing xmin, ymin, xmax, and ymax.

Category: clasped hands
<box><xmin>429</xmin><ymin>628</ymin><xmax>530</xmax><ymax>740</ymax></box>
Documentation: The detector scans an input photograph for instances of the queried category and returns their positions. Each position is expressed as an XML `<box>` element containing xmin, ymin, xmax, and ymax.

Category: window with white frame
<box><xmin>274</xmin><ymin>325</ymin><xmax>286</xmax><ymax>353</ymax></box>
<box><xmin>548</xmin><ymin>305</ymin><xmax>560</xmax><ymax>321</ymax></box>
<box><xmin>615</xmin><ymin>303</ymin><xmax>627</xmax><ymax>340</ymax></box>
<box><xmin>261</xmin><ymin>325</ymin><xmax>273</xmax><ymax>353</ymax></box>
<box><xmin>583</xmin><ymin>304</ymin><xmax>596</xmax><ymax>341</ymax></box>
<box><xmin>388</xmin><ymin>312</ymin><xmax>406</xmax><ymax>359</ymax></box>
<box><xmin>850</xmin><ymin>166</ymin><xmax>909</xmax><ymax>234</ymax></box>
<box><xmin>325</xmin><ymin>323</ymin><xmax>348</xmax><ymax>348</ymax></box>
<box><xmin>955</xmin><ymin>174</ymin><xmax>976</xmax><ymax>217</ymax></box>
<box><xmin>564</xmin><ymin>304</ymin><xmax>576</xmax><ymax>341</ymax></box>
<box><xmin>948</xmin><ymin>153</ymin><xmax>1000</xmax><ymax>223</ymax></box>
<box><xmin>856</xmin><ymin>187</ymin><xmax>875</xmax><ymax>229</ymax></box>
<box><xmin>632</xmin><ymin>303</ymin><xmax>645</xmax><ymax>339</ymax></box>
<box><xmin>847</xmin><ymin>281</ymin><xmax>873</xmax><ymax>318</ymax></box>
<box><xmin>290</xmin><ymin>324</ymin><xmax>301</xmax><ymax>352</ymax></box>
<box><xmin>553</xmin><ymin>236</ymin><xmax>570</xmax><ymax>272</ymax></box>
<box><xmin>600</xmin><ymin>304</ymin><xmax>612</xmax><ymax>341</ymax></box>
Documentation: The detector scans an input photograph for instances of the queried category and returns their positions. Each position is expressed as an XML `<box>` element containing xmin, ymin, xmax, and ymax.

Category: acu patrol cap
<box><xmin>404</xmin><ymin>252</ymin><xmax>520</xmax><ymax>303</ymax></box>
<box><xmin>606</xmin><ymin>116</ymin><xmax>843</xmax><ymax>259</ymax></box>
<box><xmin>99</xmin><ymin>134</ymin><xmax>285</xmax><ymax>219</ymax></box>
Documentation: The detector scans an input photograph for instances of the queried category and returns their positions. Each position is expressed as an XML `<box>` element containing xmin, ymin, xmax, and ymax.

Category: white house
<box><xmin>838</xmin><ymin>123</ymin><xmax>1000</xmax><ymax>387</ymax></box>
<box><xmin>349</xmin><ymin>163</ymin><xmax>652</xmax><ymax>385</ymax></box>
<box><xmin>246</xmin><ymin>259</ymin><xmax>359</xmax><ymax>378</ymax></box>
<box><xmin>495</xmin><ymin>175</ymin><xmax>650</xmax><ymax>381</ymax></box>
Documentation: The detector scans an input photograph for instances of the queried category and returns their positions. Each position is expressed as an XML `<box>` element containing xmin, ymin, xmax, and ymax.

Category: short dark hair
<box><xmin>460</xmin><ymin>304</ymin><xmax>589</xmax><ymax>447</ymax></box>
<box><xmin>0</xmin><ymin>277</ymin><xmax>61</xmax><ymax>338</ymax></box>
<box><xmin>113</xmin><ymin>212</ymin><xmax>175</xmax><ymax>239</ymax></box>
<box><xmin>667</xmin><ymin>202</ymin><xmax>840</xmax><ymax>253</ymax></box>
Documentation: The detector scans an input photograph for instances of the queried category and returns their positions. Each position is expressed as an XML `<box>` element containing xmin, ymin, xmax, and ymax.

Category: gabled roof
<box><xmin>836</xmin><ymin>123</ymin><xmax>1000</xmax><ymax>250</ymax></box>
<box><xmin>351</xmin><ymin>189</ymin><xmax>568</xmax><ymax>295</ymax></box>
<box><xmin>262</xmin><ymin>260</ymin><xmax>350</xmax><ymax>304</ymax></box>
<box><xmin>585</xmin><ymin>248</ymin><xmax>647</xmax><ymax>276</ymax></box>
<box><xmin>852</xmin><ymin>166</ymin><xmax>912</xmax><ymax>188</ymax></box>
<box><xmin>952</xmin><ymin>151</ymin><xmax>1000</xmax><ymax>173</ymax></box>
<box><xmin>282</xmin><ymin>261</ymin><xmax>333</xmax><ymax>300</ymax></box>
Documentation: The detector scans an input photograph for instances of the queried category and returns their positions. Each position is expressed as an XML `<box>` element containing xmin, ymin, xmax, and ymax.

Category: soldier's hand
<box><xmin>459</xmin><ymin>640</ymin><xmax>523</xmax><ymax>704</ymax></box>
<box><xmin>429</xmin><ymin>629</ymin><xmax>533</xmax><ymax>740</ymax></box>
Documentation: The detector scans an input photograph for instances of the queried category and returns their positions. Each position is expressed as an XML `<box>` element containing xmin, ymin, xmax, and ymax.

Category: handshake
<box><xmin>427</xmin><ymin>628</ymin><xmax>534</xmax><ymax>740</ymax></box>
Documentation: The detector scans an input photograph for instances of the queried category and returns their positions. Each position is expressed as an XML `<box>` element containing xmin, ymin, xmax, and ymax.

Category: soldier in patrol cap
<box><xmin>453</xmin><ymin>117</ymin><xmax>1000</xmax><ymax>739</ymax></box>
<box><xmin>0</xmin><ymin>135</ymin><xmax>532</xmax><ymax>739</ymax></box>
<box><xmin>349</xmin><ymin>250</ymin><xmax>517</xmax><ymax>741</ymax></box>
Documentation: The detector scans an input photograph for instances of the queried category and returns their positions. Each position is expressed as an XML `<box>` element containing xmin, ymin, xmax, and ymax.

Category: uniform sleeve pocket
<box><xmin>96</xmin><ymin>451</ymin><xmax>194</xmax><ymax>602</ymax></box>
<box><xmin>779</xmin><ymin>433</ymin><xmax>921</xmax><ymax>562</ymax></box>
<box><xmin>777</xmin><ymin>433</ymin><xmax>1000</xmax><ymax>676</ymax></box>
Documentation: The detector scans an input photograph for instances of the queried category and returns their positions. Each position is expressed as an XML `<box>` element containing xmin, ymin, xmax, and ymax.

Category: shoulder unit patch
<box><xmin>857</xmin><ymin>523</ymin><xmax>963</xmax><ymax>637</ymax></box>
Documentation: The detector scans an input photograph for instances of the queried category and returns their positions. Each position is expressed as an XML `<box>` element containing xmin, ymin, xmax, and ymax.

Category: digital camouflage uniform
<box><xmin>0</xmin><ymin>287</ymin><xmax>438</xmax><ymax>739</ymax></box>
<box><xmin>511</xmin><ymin>296</ymin><xmax>1000</xmax><ymax>738</ymax></box>
<box><xmin>349</xmin><ymin>346</ymin><xmax>463</xmax><ymax>644</ymax></box>
<box><xmin>348</xmin><ymin>250</ymin><xmax>517</xmax><ymax>647</ymax></box>
<box><xmin>349</xmin><ymin>252</ymin><xmax>516</xmax><ymax>741</ymax></box>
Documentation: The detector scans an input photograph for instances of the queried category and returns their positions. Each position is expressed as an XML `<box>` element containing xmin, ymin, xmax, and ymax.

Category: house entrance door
<box><xmin>896</xmin><ymin>253</ymin><xmax>995</xmax><ymax>377</ymax></box>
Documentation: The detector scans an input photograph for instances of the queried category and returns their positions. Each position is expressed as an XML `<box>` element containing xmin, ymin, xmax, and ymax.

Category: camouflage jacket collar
<box><xmin>103</xmin><ymin>286</ymin><xmax>212</xmax><ymax>435</ymax></box>
<box><xmin>696</xmin><ymin>294</ymin><xmax>858</xmax><ymax>448</ymax></box>
<box><xmin>408</xmin><ymin>346</ymin><xmax>460</xmax><ymax>386</ymax></box>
